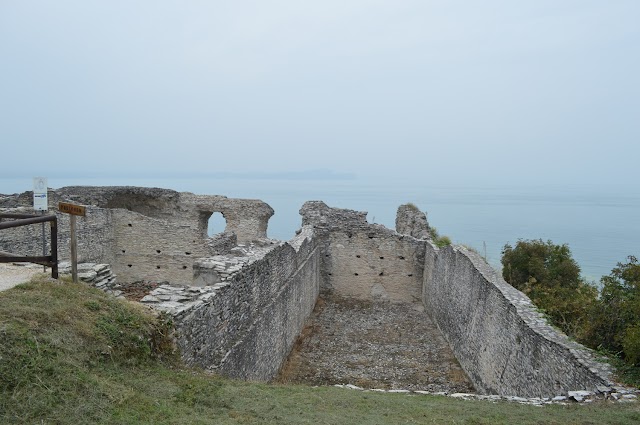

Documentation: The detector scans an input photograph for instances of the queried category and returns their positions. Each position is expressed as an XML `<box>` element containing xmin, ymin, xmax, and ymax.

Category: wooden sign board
<box><xmin>58</xmin><ymin>202</ymin><xmax>86</xmax><ymax>217</ymax></box>
<box><xmin>57</xmin><ymin>202</ymin><xmax>85</xmax><ymax>283</ymax></box>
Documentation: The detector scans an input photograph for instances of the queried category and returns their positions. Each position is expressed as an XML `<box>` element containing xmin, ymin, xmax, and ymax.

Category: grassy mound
<box><xmin>1</xmin><ymin>276</ymin><xmax>639</xmax><ymax>424</ymax></box>
<box><xmin>0</xmin><ymin>276</ymin><xmax>179</xmax><ymax>423</ymax></box>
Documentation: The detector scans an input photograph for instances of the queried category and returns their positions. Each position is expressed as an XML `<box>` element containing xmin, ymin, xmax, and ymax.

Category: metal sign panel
<box><xmin>58</xmin><ymin>202</ymin><xmax>86</xmax><ymax>217</ymax></box>
<box><xmin>33</xmin><ymin>177</ymin><xmax>48</xmax><ymax>211</ymax></box>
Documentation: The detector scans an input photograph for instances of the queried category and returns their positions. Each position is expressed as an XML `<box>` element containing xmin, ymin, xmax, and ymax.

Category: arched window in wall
<box><xmin>207</xmin><ymin>212</ymin><xmax>227</xmax><ymax>236</ymax></box>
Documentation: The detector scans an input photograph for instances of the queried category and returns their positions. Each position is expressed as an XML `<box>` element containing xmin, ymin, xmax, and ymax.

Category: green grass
<box><xmin>429</xmin><ymin>226</ymin><xmax>452</xmax><ymax>248</ymax></box>
<box><xmin>1</xmin><ymin>276</ymin><xmax>639</xmax><ymax>424</ymax></box>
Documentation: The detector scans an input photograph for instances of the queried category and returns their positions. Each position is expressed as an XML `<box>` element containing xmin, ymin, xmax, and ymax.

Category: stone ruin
<box><xmin>0</xmin><ymin>186</ymin><xmax>626</xmax><ymax>400</ymax></box>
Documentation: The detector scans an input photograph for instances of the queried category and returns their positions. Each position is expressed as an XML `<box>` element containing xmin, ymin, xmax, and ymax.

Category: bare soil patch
<box><xmin>117</xmin><ymin>280</ymin><xmax>161</xmax><ymax>301</ymax></box>
<box><xmin>0</xmin><ymin>263</ymin><xmax>45</xmax><ymax>291</ymax></box>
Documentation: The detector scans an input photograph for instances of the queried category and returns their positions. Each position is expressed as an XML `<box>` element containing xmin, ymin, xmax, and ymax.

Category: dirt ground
<box><xmin>277</xmin><ymin>292</ymin><xmax>475</xmax><ymax>393</ymax></box>
<box><xmin>0</xmin><ymin>263</ymin><xmax>45</xmax><ymax>291</ymax></box>
<box><xmin>115</xmin><ymin>280</ymin><xmax>161</xmax><ymax>301</ymax></box>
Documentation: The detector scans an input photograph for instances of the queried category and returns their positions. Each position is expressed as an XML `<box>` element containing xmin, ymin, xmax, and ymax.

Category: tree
<box><xmin>501</xmin><ymin>239</ymin><xmax>582</xmax><ymax>292</ymax></box>
<box><xmin>585</xmin><ymin>256</ymin><xmax>640</xmax><ymax>365</ymax></box>
<box><xmin>501</xmin><ymin>239</ymin><xmax>597</xmax><ymax>339</ymax></box>
<box><xmin>502</xmin><ymin>241</ymin><xmax>640</xmax><ymax>370</ymax></box>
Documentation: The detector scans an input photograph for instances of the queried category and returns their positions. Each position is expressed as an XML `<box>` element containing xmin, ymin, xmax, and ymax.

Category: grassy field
<box><xmin>1</xmin><ymin>276</ymin><xmax>639</xmax><ymax>424</ymax></box>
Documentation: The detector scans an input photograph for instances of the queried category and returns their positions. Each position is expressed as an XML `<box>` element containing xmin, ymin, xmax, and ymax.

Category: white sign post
<box><xmin>33</xmin><ymin>177</ymin><xmax>48</xmax><ymax>211</ymax></box>
<box><xmin>33</xmin><ymin>177</ymin><xmax>48</xmax><ymax>272</ymax></box>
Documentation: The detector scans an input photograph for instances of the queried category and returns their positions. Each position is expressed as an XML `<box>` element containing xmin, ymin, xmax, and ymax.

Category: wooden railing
<box><xmin>0</xmin><ymin>213</ymin><xmax>58</xmax><ymax>279</ymax></box>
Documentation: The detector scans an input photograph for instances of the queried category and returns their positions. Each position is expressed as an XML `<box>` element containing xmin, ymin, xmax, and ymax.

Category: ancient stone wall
<box><xmin>395</xmin><ymin>203</ymin><xmax>430</xmax><ymax>240</ymax></box>
<box><xmin>0</xmin><ymin>206</ymin><xmax>116</xmax><ymax>265</ymax></box>
<box><xmin>172</xmin><ymin>227</ymin><xmax>321</xmax><ymax>380</ymax></box>
<box><xmin>308</xmin><ymin>201</ymin><xmax>614</xmax><ymax>397</ymax></box>
<box><xmin>1</xmin><ymin>186</ymin><xmax>274</xmax><ymax>284</ymax></box>
<box><xmin>111</xmin><ymin>209</ymin><xmax>209</xmax><ymax>283</ymax></box>
<box><xmin>205</xmin><ymin>232</ymin><xmax>238</xmax><ymax>255</ymax></box>
<box><xmin>422</xmin><ymin>243</ymin><xmax>613</xmax><ymax>397</ymax></box>
<box><xmin>322</xmin><ymin>230</ymin><xmax>424</xmax><ymax>303</ymax></box>
<box><xmin>300</xmin><ymin>201</ymin><xmax>424</xmax><ymax>303</ymax></box>
<box><xmin>52</xmin><ymin>187</ymin><xmax>274</xmax><ymax>244</ymax></box>
<box><xmin>0</xmin><ymin>203</ymin><xmax>201</xmax><ymax>283</ymax></box>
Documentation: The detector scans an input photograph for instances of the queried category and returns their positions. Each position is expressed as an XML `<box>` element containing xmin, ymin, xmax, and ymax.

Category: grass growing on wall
<box><xmin>1</xmin><ymin>276</ymin><xmax>639</xmax><ymax>424</ymax></box>
<box><xmin>404</xmin><ymin>202</ymin><xmax>420</xmax><ymax>212</ymax></box>
<box><xmin>429</xmin><ymin>226</ymin><xmax>452</xmax><ymax>248</ymax></box>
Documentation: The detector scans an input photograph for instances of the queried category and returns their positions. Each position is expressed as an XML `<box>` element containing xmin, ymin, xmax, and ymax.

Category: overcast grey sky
<box><xmin>1</xmin><ymin>1</ymin><xmax>638</xmax><ymax>186</ymax></box>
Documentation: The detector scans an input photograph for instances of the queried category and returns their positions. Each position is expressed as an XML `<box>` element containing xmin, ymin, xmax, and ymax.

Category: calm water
<box><xmin>2</xmin><ymin>177</ymin><xmax>638</xmax><ymax>282</ymax></box>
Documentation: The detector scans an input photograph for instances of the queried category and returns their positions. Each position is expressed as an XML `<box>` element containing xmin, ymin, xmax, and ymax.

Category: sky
<box><xmin>1</xmin><ymin>1</ymin><xmax>639</xmax><ymax>186</ymax></box>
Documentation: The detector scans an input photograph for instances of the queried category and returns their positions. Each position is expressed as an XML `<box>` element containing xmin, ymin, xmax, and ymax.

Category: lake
<box><xmin>2</xmin><ymin>176</ymin><xmax>638</xmax><ymax>282</ymax></box>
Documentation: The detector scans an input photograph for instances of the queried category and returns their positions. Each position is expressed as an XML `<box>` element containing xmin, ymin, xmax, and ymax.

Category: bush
<box><xmin>501</xmin><ymin>239</ymin><xmax>582</xmax><ymax>292</ymax></box>
<box><xmin>501</xmin><ymin>239</ymin><xmax>597</xmax><ymax>339</ymax></box>
<box><xmin>434</xmin><ymin>235</ymin><xmax>452</xmax><ymax>248</ymax></box>
<box><xmin>502</xmin><ymin>242</ymin><xmax>640</xmax><ymax>373</ymax></box>
<box><xmin>624</xmin><ymin>325</ymin><xmax>640</xmax><ymax>365</ymax></box>
<box><xmin>584</xmin><ymin>256</ymin><xmax>640</xmax><ymax>366</ymax></box>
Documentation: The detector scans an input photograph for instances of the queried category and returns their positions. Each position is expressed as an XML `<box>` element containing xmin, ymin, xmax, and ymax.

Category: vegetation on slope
<box><xmin>502</xmin><ymin>240</ymin><xmax>640</xmax><ymax>386</ymax></box>
<box><xmin>1</xmin><ymin>276</ymin><xmax>639</xmax><ymax>424</ymax></box>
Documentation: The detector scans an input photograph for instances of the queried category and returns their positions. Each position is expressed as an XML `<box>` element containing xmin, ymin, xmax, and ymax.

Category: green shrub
<box><xmin>623</xmin><ymin>325</ymin><xmax>640</xmax><ymax>365</ymax></box>
<box><xmin>435</xmin><ymin>235</ymin><xmax>452</xmax><ymax>248</ymax></box>
<box><xmin>584</xmin><ymin>256</ymin><xmax>640</xmax><ymax>366</ymax></box>
<box><xmin>502</xmin><ymin>242</ymin><xmax>640</xmax><ymax>376</ymax></box>
<box><xmin>501</xmin><ymin>239</ymin><xmax>597</xmax><ymax>339</ymax></box>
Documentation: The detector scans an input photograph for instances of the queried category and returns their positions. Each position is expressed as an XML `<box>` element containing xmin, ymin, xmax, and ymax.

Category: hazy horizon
<box><xmin>1</xmin><ymin>1</ymin><xmax>639</xmax><ymax>187</ymax></box>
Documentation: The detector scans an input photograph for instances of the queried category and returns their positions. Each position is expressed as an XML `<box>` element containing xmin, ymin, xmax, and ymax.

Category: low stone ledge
<box><xmin>59</xmin><ymin>261</ymin><xmax>118</xmax><ymax>294</ymax></box>
<box><xmin>331</xmin><ymin>383</ymin><xmax>639</xmax><ymax>405</ymax></box>
<box><xmin>140</xmin><ymin>283</ymin><xmax>217</xmax><ymax>315</ymax></box>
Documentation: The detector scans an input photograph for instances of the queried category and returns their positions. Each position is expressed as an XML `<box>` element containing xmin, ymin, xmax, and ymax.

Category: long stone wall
<box><xmin>423</xmin><ymin>243</ymin><xmax>613</xmax><ymax>397</ymax></box>
<box><xmin>171</xmin><ymin>227</ymin><xmax>321</xmax><ymax>380</ymax></box>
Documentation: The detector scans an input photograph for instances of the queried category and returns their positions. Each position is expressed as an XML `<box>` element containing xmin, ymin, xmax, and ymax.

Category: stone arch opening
<box><xmin>207</xmin><ymin>212</ymin><xmax>227</xmax><ymax>236</ymax></box>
